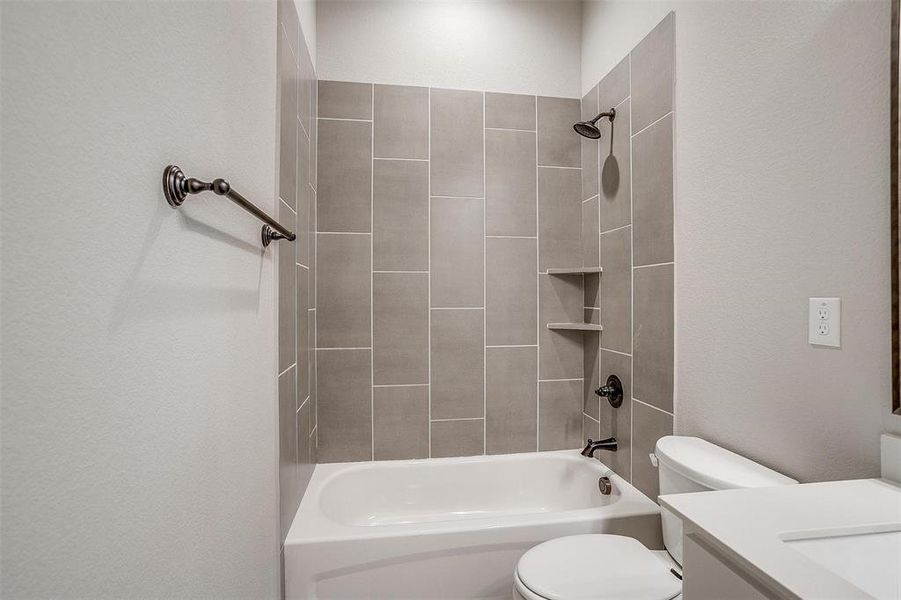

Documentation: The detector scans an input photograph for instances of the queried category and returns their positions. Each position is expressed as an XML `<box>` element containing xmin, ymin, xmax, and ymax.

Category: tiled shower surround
<box><xmin>276</xmin><ymin>0</ymin><xmax>317</xmax><ymax>543</ymax></box>
<box><xmin>316</xmin><ymin>82</ymin><xmax>586</xmax><ymax>462</ymax></box>
<box><xmin>314</xmin><ymin>14</ymin><xmax>675</xmax><ymax>502</ymax></box>
<box><xmin>582</xmin><ymin>13</ymin><xmax>676</xmax><ymax>501</ymax></box>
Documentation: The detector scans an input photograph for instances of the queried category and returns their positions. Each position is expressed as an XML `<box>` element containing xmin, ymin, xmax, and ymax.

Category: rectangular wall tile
<box><xmin>633</xmin><ymin>264</ymin><xmax>674</xmax><ymax>412</ymax></box>
<box><xmin>630</xmin><ymin>13</ymin><xmax>674</xmax><ymax>133</ymax></box>
<box><xmin>600</xmin><ymin>99</ymin><xmax>631</xmax><ymax>232</ymax></box>
<box><xmin>297</xmin><ymin>397</ymin><xmax>314</xmax><ymax>494</ymax></box>
<box><xmin>278</xmin><ymin>28</ymin><xmax>298</xmax><ymax>211</ymax></box>
<box><xmin>583</xmin><ymin>413</ymin><xmax>600</xmax><ymax>444</ymax></box>
<box><xmin>631</xmin><ymin>400</ymin><xmax>673</xmax><ymax>501</ymax></box>
<box><xmin>373</xmin><ymin>273</ymin><xmax>428</xmax><ymax>385</ymax></box>
<box><xmin>597</xmin><ymin>55</ymin><xmax>630</xmax><ymax>114</ymax></box>
<box><xmin>431</xmin><ymin>419</ymin><xmax>484</xmax><ymax>458</ymax></box>
<box><xmin>581</xmin><ymin>85</ymin><xmax>599</xmax><ymax>200</ymax></box>
<box><xmin>318</xmin><ymin>119</ymin><xmax>371</xmax><ymax>232</ymax></box>
<box><xmin>373</xmin><ymin>159</ymin><xmax>428</xmax><ymax>271</ymax></box>
<box><xmin>296</xmin><ymin>160</ymin><xmax>312</xmax><ymax>267</ymax></box>
<box><xmin>373</xmin><ymin>386</ymin><xmax>429</xmax><ymax>460</ymax></box>
<box><xmin>317</xmin><ymin>349</ymin><xmax>372</xmax><ymax>462</ymax></box>
<box><xmin>538</xmin><ymin>274</ymin><xmax>583</xmax><ymax>380</ymax></box>
<box><xmin>582</xmin><ymin>196</ymin><xmax>599</xmax><ymax>268</ymax></box>
<box><xmin>632</xmin><ymin>113</ymin><xmax>673</xmax><ymax>266</ymax></box>
<box><xmin>297</xmin><ymin>265</ymin><xmax>310</xmax><ymax>401</ymax></box>
<box><xmin>318</xmin><ymin>80</ymin><xmax>372</xmax><ymax>120</ymax></box>
<box><xmin>537</xmin><ymin>97</ymin><xmax>580</xmax><ymax>167</ymax></box>
<box><xmin>430</xmin><ymin>197</ymin><xmax>484</xmax><ymax>307</ymax></box>
<box><xmin>599</xmin><ymin>350</ymin><xmax>632</xmax><ymax>480</ymax></box>
<box><xmin>485</xmin><ymin>92</ymin><xmax>535</xmax><ymax>130</ymax></box>
<box><xmin>278</xmin><ymin>366</ymin><xmax>297</xmax><ymax>540</ymax></box>
<box><xmin>316</xmin><ymin>233</ymin><xmax>371</xmax><ymax>348</ymax></box>
<box><xmin>486</xmin><ymin>237</ymin><xmax>537</xmax><ymax>346</ymax></box>
<box><xmin>486</xmin><ymin>347</ymin><xmax>537</xmax><ymax>455</ymax></box>
<box><xmin>298</xmin><ymin>43</ymin><xmax>315</xmax><ymax>146</ymax></box>
<box><xmin>485</xmin><ymin>129</ymin><xmax>537</xmax><ymax>236</ymax></box>
<box><xmin>599</xmin><ymin>226</ymin><xmax>632</xmax><ymax>354</ymax></box>
<box><xmin>583</xmin><ymin>330</ymin><xmax>600</xmax><ymax>420</ymax></box>
<box><xmin>431</xmin><ymin>309</ymin><xmax>484</xmax><ymax>419</ymax></box>
<box><xmin>539</xmin><ymin>379</ymin><xmax>582</xmax><ymax>450</ymax></box>
<box><xmin>278</xmin><ymin>202</ymin><xmax>296</xmax><ymax>373</ymax></box>
<box><xmin>430</xmin><ymin>88</ymin><xmax>483</xmax><ymax>197</ymax></box>
<box><xmin>538</xmin><ymin>167</ymin><xmax>581</xmax><ymax>271</ymax></box>
<box><xmin>373</xmin><ymin>84</ymin><xmax>428</xmax><ymax>159</ymax></box>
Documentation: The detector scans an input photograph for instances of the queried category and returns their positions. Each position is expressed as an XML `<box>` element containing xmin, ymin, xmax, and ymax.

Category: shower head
<box><xmin>573</xmin><ymin>107</ymin><xmax>616</xmax><ymax>139</ymax></box>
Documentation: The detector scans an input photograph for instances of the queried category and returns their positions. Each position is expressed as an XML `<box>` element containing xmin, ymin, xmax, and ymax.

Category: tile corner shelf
<box><xmin>547</xmin><ymin>267</ymin><xmax>603</xmax><ymax>275</ymax></box>
<box><xmin>546</xmin><ymin>323</ymin><xmax>604</xmax><ymax>332</ymax></box>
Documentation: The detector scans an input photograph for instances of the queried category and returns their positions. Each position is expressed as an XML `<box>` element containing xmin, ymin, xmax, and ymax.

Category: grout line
<box><xmin>614</xmin><ymin>95</ymin><xmax>631</xmax><ymax>110</ymax></box>
<box><xmin>309</xmin><ymin>424</ymin><xmax>317</xmax><ymax>439</ymax></box>
<box><xmin>373</xmin><ymin>383</ymin><xmax>429</xmax><ymax>388</ymax></box>
<box><xmin>373</xmin><ymin>157</ymin><xmax>428</xmax><ymax>162</ymax></box>
<box><xmin>431</xmin><ymin>195</ymin><xmax>485</xmax><ymax>199</ymax></box>
<box><xmin>583</xmin><ymin>412</ymin><xmax>600</xmax><ymax>424</ymax></box>
<box><xmin>600</xmin><ymin>347</ymin><xmax>632</xmax><ymax>358</ymax></box>
<box><xmin>317</xmin><ymin>346</ymin><xmax>371</xmax><ymax>351</ymax></box>
<box><xmin>486</xmin><ymin>344</ymin><xmax>537</xmax><ymax>348</ymax></box>
<box><xmin>278</xmin><ymin>362</ymin><xmax>297</xmax><ymax>378</ymax></box>
<box><xmin>486</xmin><ymin>235</ymin><xmax>537</xmax><ymax>239</ymax></box>
<box><xmin>633</xmin><ymin>261</ymin><xmax>674</xmax><ymax>270</ymax></box>
<box><xmin>600</xmin><ymin>223</ymin><xmax>632</xmax><ymax>236</ymax></box>
<box><xmin>297</xmin><ymin>395</ymin><xmax>310</xmax><ymax>412</ymax></box>
<box><xmin>318</xmin><ymin>117</ymin><xmax>372</xmax><ymax>123</ymax></box>
<box><xmin>295</xmin><ymin>262</ymin><xmax>309</xmax><ymax>270</ymax></box>
<box><xmin>485</xmin><ymin>126</ymin><xmax>536</xmax><ymax>132</ymax></box>
<box><xmin>430</xmin><ymin>417</ymin><xmax>484</xmax><ymax>422</ymax></box>
<box><xmin>537</xmin><ymin>165</ymin><xmax>579</xmax><ymax>170</ymax></box>
<box><xmin>633</xmin><ymin>397</ymin><xmax>674</xmax><ymax>417</ymax></box>
<box><xmin>582</xmin><ymin>194</ymin><xmax>599</xmax><ymax>204</ymax></box>
<box><xmin>373</xmin><ymin>270</ymin><xmax>429</xmax><ymax>274</ymax></box>
<box><xmin>427</xmin><ymin>86</ymin><xmax>432</xmax><ymax>459</ymax></box>
<box><xmin>631</xmin><ymin>110</ymin><xmax>673</xmax><ymax>139</ymax></box>
<box><xmin>279</xmin><ymin>197</ymin><xmax>297</xmax><ymax>215</ymax></box>
<box><xmin>539</xmin><ymin>378</ymin><xmax>583</xmax><ymax>382</ymax></box>
<box><xmin>317</xmin><ymin>231</ymin><xmax>369</xmax><ymax>235</ymax></box>
<box><xmin>370</xmin><ymin>85</ymin><xmax>375</xmax><ymax>462</ymax></box>
<box><xmin>430</xmin><ymin>306</ymin><xmax>484</xmax><ymax>310</ymax></box>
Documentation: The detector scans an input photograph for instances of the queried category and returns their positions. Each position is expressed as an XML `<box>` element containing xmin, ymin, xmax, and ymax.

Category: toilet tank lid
<box><xmin>655</xmin><ymin>436</ymin><xmax>798</xmax><ymax>490</ymax></box>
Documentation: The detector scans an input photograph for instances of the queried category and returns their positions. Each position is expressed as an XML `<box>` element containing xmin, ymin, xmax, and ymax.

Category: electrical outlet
<box><xmin>809</xmin><ymin>297</ymin><xmax>840</xmax><ymax>348</ymax></box>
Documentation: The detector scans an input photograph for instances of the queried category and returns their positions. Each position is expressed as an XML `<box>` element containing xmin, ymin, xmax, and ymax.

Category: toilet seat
<box><xmin>514</xmin><ymin>535</ymin><xmax>682</xmax><ymax>600</ymax></box>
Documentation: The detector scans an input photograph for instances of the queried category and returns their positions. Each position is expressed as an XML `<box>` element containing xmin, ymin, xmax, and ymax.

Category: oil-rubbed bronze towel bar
<box><xmin>162</xmin><ymin>165</ymin><xmax>296</xmax><ymax>248</ymax></box>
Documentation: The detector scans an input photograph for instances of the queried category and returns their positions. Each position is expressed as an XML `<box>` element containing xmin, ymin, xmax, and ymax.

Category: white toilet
<box><xmin>513</xmin><ymin>436</ymin><xmax>798</xmax><ymax>600</ymax></box>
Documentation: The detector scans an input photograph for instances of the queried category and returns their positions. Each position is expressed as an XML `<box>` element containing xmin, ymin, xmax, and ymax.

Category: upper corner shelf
<box><xmin>547</xmin><ymin>267</ymin><xmax>603</xmax><ymax>275</ymax></box>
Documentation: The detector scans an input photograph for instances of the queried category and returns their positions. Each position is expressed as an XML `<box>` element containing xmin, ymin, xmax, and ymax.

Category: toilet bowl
<box><xmin>512</xmin><ymin>436</ymin><xmax>797</xmax><ymax>599</ymax></box>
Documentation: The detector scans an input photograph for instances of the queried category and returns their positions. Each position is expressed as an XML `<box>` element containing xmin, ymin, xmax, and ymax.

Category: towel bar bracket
<box><xmin>163</xmin><ymin>165</ymin><xmax>296</xmax><ymax>248</ymax></box>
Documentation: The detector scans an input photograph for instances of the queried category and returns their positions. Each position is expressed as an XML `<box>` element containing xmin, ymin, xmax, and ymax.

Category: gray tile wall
<box><xmin>581</xmin><ymin>12</ymin><xmax>675</xmax><ymax>501</ymax></box>
<box><xmin>276</xmin><ymin>0</ymin><xmax>317</xmax><ymax>546</ymax></box>
<box><xmin>316</xmin><ymin>81</ymin><xmax>586</xmax><ymax>462</ymax></box>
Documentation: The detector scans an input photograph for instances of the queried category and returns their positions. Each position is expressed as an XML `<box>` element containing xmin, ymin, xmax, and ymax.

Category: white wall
<box><xmin>1</xmin><ymin>2</ymin><xmax>280</xmax><ymax>597</ymax></box>
<box><xmin>583</xmin><ymin>0</ymin><xmax>900</xmax><ymax>482</ymax></box>
<box><xmin>317</xmin><ymin>0</ymin><xmax>582</xmax><ymax>97</ymax></box>
<box><xmin>294</xmin><ymin>0</ymin><xmax>318</xmax><ymax>69</ymax></box>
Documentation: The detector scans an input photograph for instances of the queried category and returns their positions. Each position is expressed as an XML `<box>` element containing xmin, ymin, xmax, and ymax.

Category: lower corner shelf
<box><xmin>546</xmin><ymin>323</ymin><xmax>604</xmax><ymax>332</ymax></box>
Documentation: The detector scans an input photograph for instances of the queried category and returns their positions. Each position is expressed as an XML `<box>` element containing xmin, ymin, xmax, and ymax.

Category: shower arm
<box><xmin>589</xmin><ymin>108</ymin><xmax>616</xmax><ymax>124</ymax></box>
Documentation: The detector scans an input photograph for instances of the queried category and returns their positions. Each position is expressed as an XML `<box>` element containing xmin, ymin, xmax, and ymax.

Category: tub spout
<box><xmin>580</xmin><ymin>437</ymin><xmax>618</xmax><ymax>457</ymax></box>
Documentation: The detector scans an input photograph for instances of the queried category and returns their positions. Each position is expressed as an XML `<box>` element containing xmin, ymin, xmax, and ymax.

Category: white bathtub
<box><xmin>284</xmin><ymin>450</ymin><xmax>662</xmax><ymax>599</ymax></box>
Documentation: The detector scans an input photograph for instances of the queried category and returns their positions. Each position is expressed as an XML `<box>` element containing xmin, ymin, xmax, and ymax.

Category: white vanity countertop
<box><xmin>660</xmin><ymin>478</ymin><xmax>901</xmax><ymax>599</ymax></box>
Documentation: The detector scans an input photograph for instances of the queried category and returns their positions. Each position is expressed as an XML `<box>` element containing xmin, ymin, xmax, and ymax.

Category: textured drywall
<box><xmin>1</xmin><ymin>2</ymin><xmax>280</xmax><ymax>597</ymax></box>
<box><xmin>583</xmin><ymin>0</ymin><xmax>899</xmax><ymax>482</ymax></box>
<box><xmin>317</xmin><ymin>0</ymin><xmax>582</xmax><ymax>97</ymax></box>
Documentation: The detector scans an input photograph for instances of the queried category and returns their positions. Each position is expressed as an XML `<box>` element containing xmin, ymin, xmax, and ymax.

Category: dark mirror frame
<box><xmin>893</xmin><ymin>0</ymin><xmax>900</xmax><ymax>414</ymax></box>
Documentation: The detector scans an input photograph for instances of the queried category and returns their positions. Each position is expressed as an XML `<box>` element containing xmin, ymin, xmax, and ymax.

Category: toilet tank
<box><xmin>654</xmin><ymin>436</ymin><xmax>797</xmax><ymax>565</ymax></box>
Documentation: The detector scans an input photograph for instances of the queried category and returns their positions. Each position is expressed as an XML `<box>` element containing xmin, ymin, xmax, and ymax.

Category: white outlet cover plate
<box><xmin>809</xmin><ymin>297</ymin><xmax>841</xmax><ymax>347</ymax></box>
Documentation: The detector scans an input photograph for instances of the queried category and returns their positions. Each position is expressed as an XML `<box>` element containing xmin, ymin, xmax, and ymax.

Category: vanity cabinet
<box><xmin>682</xmin><ymin>533</ymin><xmax>778</xmax><ymax>600</ymax></box>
